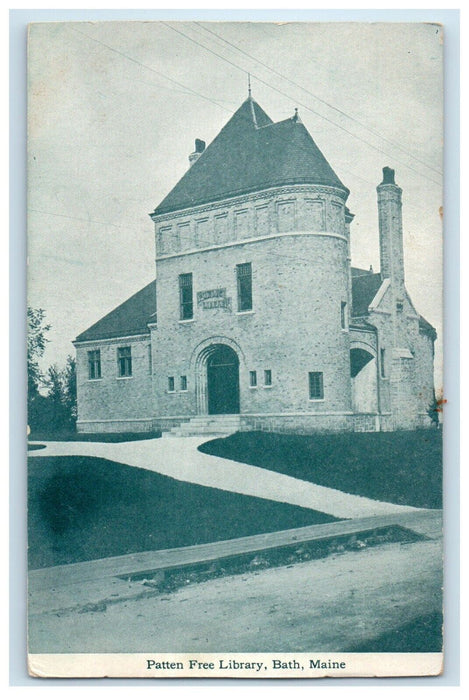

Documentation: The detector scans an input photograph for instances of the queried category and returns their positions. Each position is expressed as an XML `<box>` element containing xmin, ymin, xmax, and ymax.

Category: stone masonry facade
<box><xmin>74</xmin><ymin>98</ymin><xmax>436</xmax><ymax>434</ymax></box>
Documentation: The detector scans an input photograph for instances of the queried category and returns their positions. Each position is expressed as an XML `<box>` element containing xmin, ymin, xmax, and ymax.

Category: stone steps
<box><xmin>162</xmin><ymin>415</ymin><xmax>241</xmax><ymax>438</ymax></box>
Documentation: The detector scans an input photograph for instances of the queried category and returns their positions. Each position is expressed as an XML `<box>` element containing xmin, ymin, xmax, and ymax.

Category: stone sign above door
<box><xmin>197</xmin><ymin>288</ymin><xmax>232</xmax><ymax>311</ymax></box>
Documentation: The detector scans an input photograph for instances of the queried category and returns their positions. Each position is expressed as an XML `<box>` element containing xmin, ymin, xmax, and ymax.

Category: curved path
<box><xmin>28</xmin><ymin>437</ymin><xmax>418</xmax><ymax>519</ymax></box>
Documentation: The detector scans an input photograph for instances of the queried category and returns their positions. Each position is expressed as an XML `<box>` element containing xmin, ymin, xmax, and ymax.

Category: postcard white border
<box><xmin>9</xmin><ymin>4</ymin><xmax>460</xmax><ymax>689</ymax></box>
<box><xmin>28</xmin><ymin>652</ymin><xmax>444</xmax><ymax>679</ymax></box>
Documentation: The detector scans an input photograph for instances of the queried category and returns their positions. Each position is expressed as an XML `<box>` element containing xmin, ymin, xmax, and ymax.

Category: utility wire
<box><xmin>161</xmin><ymin>21</ymin><xmax>441</xmax><ymax>187</ymax></box>
<box><xmin>69</xmin><ymin>26</ymin><xmax>235</xmax><ymax>118</ymax></box>
<box><xmin>194</xmin><ymin>21</ymin><xmax>442</xmax><ymax>177</ymax></box>
<box><xmin>68</xmin><ymin>25</ymin><xmax>358</xmax><ymax>193</ymax></box>
<box><xmin>28</xmin><ymin>208</ymin><xmax>144</xmax><ymax>230</ymax></box>
<box><xmin>65</xmin><ymin>24</ymin><xmax>441</xmax><ymax>219</ymax></box>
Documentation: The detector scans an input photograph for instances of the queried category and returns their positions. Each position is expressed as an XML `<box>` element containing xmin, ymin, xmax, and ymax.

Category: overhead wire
<box><xmin>68</xmin><ymin>23</ymin><xmax>442</xmax><ymax>195</ymax></box>
<box><xmin>43</xmin><ymin>23</ymin><xmax>441</xmax><ymax>237</ymax></box>
<box><xmin>193</xmin><ymin>21</ymin><xmax>442</xmax><ymax>177</ymax></box>
<box><xmin>160</xmin><ymin>21</ymin><xmax>442</xmax><ymax>187</ymax></box>
<box><xmin>28</xmin><ymin>208</ymin><xmax>138</xmax><ymax>230</ymax></box>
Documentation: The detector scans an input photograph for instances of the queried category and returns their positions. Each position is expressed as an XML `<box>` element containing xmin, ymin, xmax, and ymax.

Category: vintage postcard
<box><xmin>27</xmin><ymin>21</ymin><xmax>444</xmax><ymax>678</ymax></box>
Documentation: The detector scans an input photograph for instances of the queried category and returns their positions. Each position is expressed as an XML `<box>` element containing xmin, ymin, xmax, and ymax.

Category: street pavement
<box><xmin>28</xmin><ymin>534</ymin><xmax>442</xmax><ymax>654</ymax></box>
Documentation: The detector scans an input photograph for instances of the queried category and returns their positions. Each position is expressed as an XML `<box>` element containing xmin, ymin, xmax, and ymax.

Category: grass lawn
<box><xmin>28</xmin><ymin>430</ymin><xmax>161</xmax><ymax>443</ymax></box>
<box><xmin>199</xmin><ymin>429</ymin><xmax>442</xmax><ymax>509</ymax></box>
<box><xmin>28</xmin><ymin>456</ymin><xmax>337</xmax><ymax>569</ymax></box>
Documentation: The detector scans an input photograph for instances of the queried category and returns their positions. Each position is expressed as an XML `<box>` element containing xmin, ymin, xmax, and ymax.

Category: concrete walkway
<box><xmin>28</xmin><ymin>437</ymin><xmax>418</xmax><ymax>519</ymax></box>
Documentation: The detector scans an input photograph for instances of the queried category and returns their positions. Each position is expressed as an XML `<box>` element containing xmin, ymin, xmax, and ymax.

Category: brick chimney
<box><xmin>189</xmin><ymin>138</ymin><xmax>206</xmax><ymax>166</ymax></box>
<box><xmin>377</xmin><ymin>168</ymin><xmax>418</xmax><ymax>428</ymax></box>
<box><xmin>377</xmin><ymin>167</ymin><xmax>405</xmax><ymax>296</ymax></box>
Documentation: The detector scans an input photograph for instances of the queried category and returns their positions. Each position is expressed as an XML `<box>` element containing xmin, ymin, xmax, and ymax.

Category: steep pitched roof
<box><xmin>351</xmin><ymin>270</ymin><xmax>383</xmax><ymax>317</ymax></box>
<box><xmin>74</xmin><ymin>280</ymin><xmax>156</xmax><ymax>343</ymax></box>
<box><xmin>418</xmin><ymin>315</ymin><xmax>437</xmax><ymax>340</ymax></box>
<box><xmin>153</xmin><ymin>97</ymin><xmax>348</xmax><ymax>215</ymax></box>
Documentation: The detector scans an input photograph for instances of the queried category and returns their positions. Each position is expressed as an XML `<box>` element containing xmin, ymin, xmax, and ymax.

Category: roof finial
<box><xmin>291</xmin><ymin>107</ymin><xmax>302</xmax><ymax>124</ymax></box>
<box><xmin>248</xmin><ymin>73</ymin><xmax>251</xmax><ymax>98</ymax></box>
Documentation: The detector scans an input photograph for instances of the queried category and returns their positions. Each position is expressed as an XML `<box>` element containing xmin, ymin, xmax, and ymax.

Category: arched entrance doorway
<box><xmin>195</xmin><ymin>343</ymin><xmax>240</xmax><ymax>415</ymax></box>
<box><xmin>207</xmin><ymin>345</ymin><xmax>240</xmax><ymax>414</ymax></box>
<box><xmin>350</xmin><ymin>347</ymin><xmax>378</xmax><ymax>413</ymax></box>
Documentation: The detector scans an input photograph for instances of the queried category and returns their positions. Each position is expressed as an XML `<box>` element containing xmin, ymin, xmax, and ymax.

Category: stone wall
<box><xmin>362</xmin><ymin>280</ymin><xmax>435</xmax><ymax>430</ymax></box>
<box><xmin>151</xmin><ymin>184</ymin><xmax>348</xmax><ymax>258</ymax></box>
<box><xmin>73</xmin><ymin>178</ymin><xmax>436</xmax><ymax>435</ymax></box>
<box><xmin>240</xmin><ymin>412</ymin><xmax>353</xmax><ymax>434</ymax></box>
<box><xmin>151</xmin><ymin>183</ymin><xmax>353</xmax><ymax>421</ymax></box>
<box><xmin>77</xmin><ymin>418</ymin><xmax>154</xmax><ymax>434</ymax></box>
<box><xmin>75</xmin><ymin>335</ymin><xmax>154</xmax><ymax>432</ymax></box>
<box><xmin>412</xmin><ymin>325</ymin><xmax>437</xmax><ymax>414</ymax></box>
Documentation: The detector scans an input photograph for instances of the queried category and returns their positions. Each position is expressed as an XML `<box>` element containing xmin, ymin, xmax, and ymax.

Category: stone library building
<box><xmin>74</xmin><ymin>95</ymin><xmax>436</xmax><ymax>435</ymax></box>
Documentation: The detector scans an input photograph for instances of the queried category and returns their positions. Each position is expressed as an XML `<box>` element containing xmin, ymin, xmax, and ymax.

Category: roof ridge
<box><xmin>247</xmin><ymin>96</ymin><xmax>258</xmax><ymax>128</ymax></box>
<box><xmin>258</xmin><ymin>116</ymin><xmax>304</xmax><ymax>129</ymax></box>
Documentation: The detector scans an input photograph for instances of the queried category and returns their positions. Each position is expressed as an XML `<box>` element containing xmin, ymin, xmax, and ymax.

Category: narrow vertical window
<box><xmin>117</xmin><ymin>346</ymin><xmax>132</xmax><ymax>377</ymax></box>
<box><xmin>249</xmin><ymin>371</ymin><xmax>257</xmax><ymax>387</ymax></box>
<box><xmin>180</xmin><ymin>375</ymin><xmax>187</xmax><ymax>391</ymax></box>
<box><xmin>380</xmin><ymin>348</ymin><xmax>386</xmax><ymax>378</ymax></box>
<box><xmin>168</xmin><ymin>376</ymin><xmax>175</xmax><ymax>392</ymax></box>
<box><xmin>309</xmin><ymin>372</ymin><xmax>324</xmax><ymax>400</ymax></box>
<box><xmin>88</xmin><ymin>350</ymin><xmax>101</xmax><ymax>380</ymax></box>
<box><xmin>237</xmin><ymin>262</ymin><xmax>252</xmax><ymax>311</ymax></box>
<box><xmin>341</xmin><ymin>301</ymin><xmax>347</xmax><ymax>329</ymax></box>
<box><xmin>264</xmin><ymin>369</ymin><xmax>272</xmax><ymax>386</ymax></box>
<box><xmin>179</xmin><ymin>273</ymin><xmax>193</xmax><ymax>320</ymax></box>
<box><xmin>148</xmin><ymin>344</ymin><xmax>152</xmax><ymax>375</ymax></box>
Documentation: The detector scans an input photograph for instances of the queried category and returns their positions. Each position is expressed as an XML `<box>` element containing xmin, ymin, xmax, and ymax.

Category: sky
<box><xmin>27</xmin><ymin>21</ymin><xmax>443</xmax><ymax>390</ymax></box>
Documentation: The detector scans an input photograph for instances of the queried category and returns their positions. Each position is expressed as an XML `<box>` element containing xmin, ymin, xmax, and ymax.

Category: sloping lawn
<box><xmin>28</xmin><ymin>456</ymin><xmax>337</xmax><ymax>569</ymax></box>
<box><xmin>199</xmin><ymin>430</ymin><xmax>442</xmax><ymax>509</ymax></box>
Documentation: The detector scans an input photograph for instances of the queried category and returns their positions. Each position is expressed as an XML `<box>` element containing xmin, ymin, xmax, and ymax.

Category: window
<box><xmin>88</xmin><ymin>350</ymin><xmax>101</xmax><ymax>380</ymax></box>
<box><xmin>264</xmin><ymin>369</ymin><xmax>272</xmax><ymax>386</ymax></box>
<box><xmin>117</xmin><ymin>346</ymin><xmax>132</xmax><ymax>377</ymax></box>
<box><xmin>380</xmin><ymin>348</ymin><xmax>386</xmax><ymax>378</ymax></box>
<box><xmin>168</xmin><ymin>376</ymin><xmax>175</xmax><ymax>392</ymax></box>
<box><xmin>396</xmin><ymin>300</ymin><xmax>404</xmax><ymax>312</ymax></box>
<box><xmin>180</xmin><ymin>375</ymin><xmax>187</xmax><ymax>391</ymax></box>
<box><xmin>341</xmin><ymin>301</ymin><xmax>347</xmax><ymax>330</ymax></box>
<box><xmin>148</xmin><ymin>344</ymin><xmax>152</xmax><ymax>374</ymax></box>
<box><xmin>309</xmin><ymin>372</ymin><xmax>324</xmax><ymax>400</ymax></box>
<box><xmin>237</xmin><ymin>262</ymin><xmax>252</xmax><ymax>311</ymax></box>
<box><xmin>179</xmin><ymin>273</ymin><xmax>193</xmax><ymax>320</ymax></box>
<box><xmin>249</xmin><ymin>371</ymin><xmax>257</xmax><ymax>387</ymax></box>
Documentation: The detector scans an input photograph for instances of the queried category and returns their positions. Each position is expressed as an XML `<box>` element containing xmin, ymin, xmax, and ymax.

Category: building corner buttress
<box><xmin>345</xmin><ymin>206</ymin><xmax>354</xmax><ymax>316</ymax></box>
